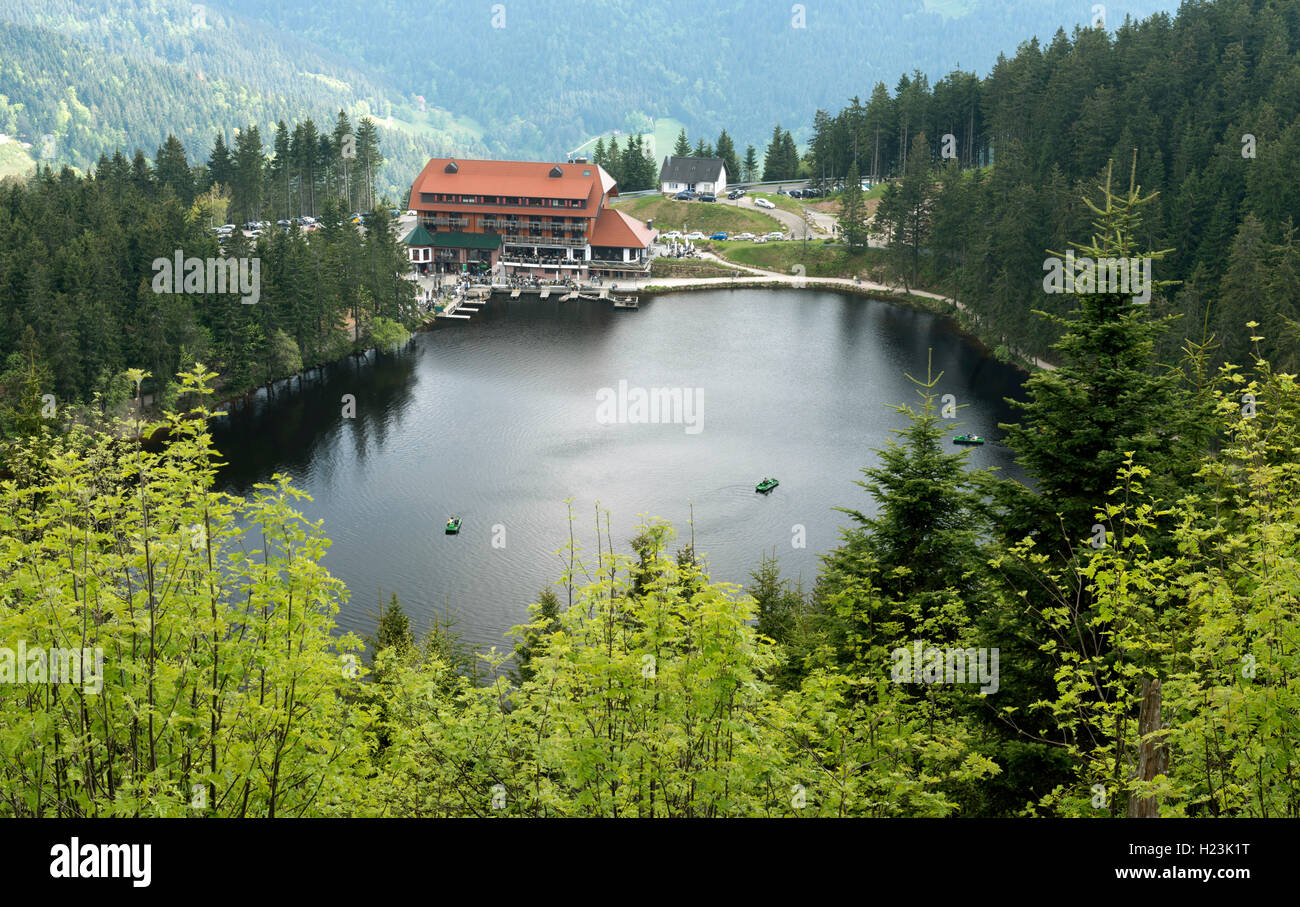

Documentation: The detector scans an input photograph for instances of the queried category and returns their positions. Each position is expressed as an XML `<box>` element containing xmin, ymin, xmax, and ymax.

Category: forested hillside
<box><xmin>821</xmin><ymin>0</ymin><xmax>1300</xmax><ymax>369</ymax></box>
<box><xmin>0</xmin><ymin>124</ymin><xmax>416</xmax><ymax>445</ymax></box>
<box><xmin>0</xmin><ymin>4</ymin><xmax>488</xmax><ymax>198</ymax></box>
<box><xmin>1</xmin><ymin>0</ymin><xmax>1182</xmax><ymax>188</ymax></box>
<box><xmin>221</xmin><ymin>0</ymin><xmax>1180</xmax><ymax>154</ymax></box>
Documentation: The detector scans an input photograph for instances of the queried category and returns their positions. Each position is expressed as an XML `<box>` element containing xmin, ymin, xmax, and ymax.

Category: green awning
<box><xmin>428</xmin><ymin>231</ymin><xmax>502</xmax><ymax>250</ymax></box>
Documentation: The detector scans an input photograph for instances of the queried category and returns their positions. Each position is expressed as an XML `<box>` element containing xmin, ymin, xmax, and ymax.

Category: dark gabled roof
<box><xmin>658</xmin><ymin>156</ymin><xmax>726</xmax><ymax>184</ymax></box>
<box><xmin>402</xmin><ymin>223</ymin><xmax>435</xmax><ymax>246</ymax></box>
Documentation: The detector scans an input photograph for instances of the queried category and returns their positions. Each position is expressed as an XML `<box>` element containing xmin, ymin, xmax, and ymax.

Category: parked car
<box><xmin>710</xmin><ymin>232</ymin><xmax>727</xmax><ymax>240</ymax></box>
<box><xmin>698</xmin><ymin>193</ymin><xmax>716</xmax><ymax>202</ymax></box>
<box><xmin>674</xmin><ymin>190</ymin><xmax>695</xmax><ymax>200</ymax></box>
<box><xmin>685</xmin><ymin>231</ymin><xmax>708</xmax><ymax>240</ymax></box>
<box><xmin>763</xmin><ymin>231</ymin><xmax>786</xmax><ymax>241</ymax></box>
<box><xmin>754</xmin><ymin>197</ymin><xmax>776</xmax><ymax>209</ymax></box>
<box><xmin>659</xmin><ymin>230</ymin><xmax>682</xmax><ymax>241</ymax></box>
<box><xmin>727</xmin><ymin>188</ymin><xmax>746</xmax><ymax>199</ymax></box>
<box><xmin>731</xmin><ymin>232</ymin><xmax>756</xmax><ymax>241</ymax></box>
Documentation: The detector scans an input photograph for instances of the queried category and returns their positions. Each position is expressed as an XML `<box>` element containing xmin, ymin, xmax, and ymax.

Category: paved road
<box><xmin>721</xmin><ymin>194</ymin><xmax>820</xmax><ymax>240</ymax></box>
<box><xmin>718</xmin><ymin>190</ymin><xmax>872</xmax><ymax>244</ymax></box>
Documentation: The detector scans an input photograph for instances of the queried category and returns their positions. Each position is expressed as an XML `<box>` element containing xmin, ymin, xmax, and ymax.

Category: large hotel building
<box><xmin>404</xmin><ymin>157</ymin><xmax>654</xmax><ymax>280</ymax></box>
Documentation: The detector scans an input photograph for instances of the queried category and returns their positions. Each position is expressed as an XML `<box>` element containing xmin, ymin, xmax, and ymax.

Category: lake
<box><xmin>211</xmin><ymin>288</ymin><xmax>1027</xmax><ymax>649</ymax></box>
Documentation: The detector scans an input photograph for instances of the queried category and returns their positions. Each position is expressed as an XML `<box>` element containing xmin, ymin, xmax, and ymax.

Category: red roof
<box><xmin>407</xmin><ymin>158</ymin><xmax>616</xmax><ymax>211</ymax></box>
<box><xmin>589</xmin><ymin>208</ymin><xmax>654</xmax><ymax>249</ymax></box>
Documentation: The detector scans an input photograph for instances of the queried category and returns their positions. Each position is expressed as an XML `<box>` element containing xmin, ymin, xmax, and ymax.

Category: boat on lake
<box><xmin>755</xmin><ymin>477</ymin><xmax>779</xmax><ymax>493</ymax></box>
<box><xmin>952</xmin><ymin>434</ymin><xmax>985</xmax><ymax>446</ymax></box>
<box><xmin>445</xmin><ymin>516</ymin><xmax>462</xmax><ymax>534</ymax></box>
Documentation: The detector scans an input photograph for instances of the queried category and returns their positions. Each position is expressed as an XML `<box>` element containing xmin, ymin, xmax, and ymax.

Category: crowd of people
<box><xmin>660</xmin><ymin>241</ymin><xmax>701</xmax><ymax>259</ymax></box>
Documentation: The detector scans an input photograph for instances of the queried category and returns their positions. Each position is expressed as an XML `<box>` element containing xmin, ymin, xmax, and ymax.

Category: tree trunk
<box><xmin>1127</xmin><ymin>678</ymin><xmax>1169</xmax><ymax>818</ymax></box>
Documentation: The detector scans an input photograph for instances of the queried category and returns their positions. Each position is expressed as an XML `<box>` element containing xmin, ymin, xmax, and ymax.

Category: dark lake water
<box><xmin>211</xmin><ymin>288</ymin><xmax>1028</xmax><ymax>649</ymax></box>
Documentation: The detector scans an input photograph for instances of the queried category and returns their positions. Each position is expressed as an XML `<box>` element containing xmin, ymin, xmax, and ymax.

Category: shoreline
<box><xmin>156</xmin><ymin>277</ymin><xmax>1048</xmax><ymax>439</ymax></box>
<box><xmin>635</xmin><ymin>278</ymin><xmax>1048</xmax><ymax>375</ymax></box>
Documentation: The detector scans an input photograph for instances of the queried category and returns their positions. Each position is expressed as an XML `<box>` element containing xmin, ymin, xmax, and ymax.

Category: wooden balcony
<box><xmin>501</xmin><ymin>234</ymin><xmax>588</xmax><ymax>248</ymax></box>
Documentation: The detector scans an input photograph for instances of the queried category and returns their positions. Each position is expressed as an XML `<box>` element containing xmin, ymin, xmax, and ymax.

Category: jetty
<box><xmin>425</xmin><ymin>279</ymin><xmax>645</xmax><ymax>322</ymax></box>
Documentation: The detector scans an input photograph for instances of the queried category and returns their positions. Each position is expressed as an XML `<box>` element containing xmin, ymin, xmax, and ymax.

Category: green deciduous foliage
<box><xmin>0</xmin><ymin>366</ymin><xmax>368</xmax><ymax>817</ymax></box>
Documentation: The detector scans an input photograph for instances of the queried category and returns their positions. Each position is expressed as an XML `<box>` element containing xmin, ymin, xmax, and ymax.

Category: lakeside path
<box><xmin>619</xmin><ymin>251</ymin><xmax>1057</xmax><ymax>372</ymax></box>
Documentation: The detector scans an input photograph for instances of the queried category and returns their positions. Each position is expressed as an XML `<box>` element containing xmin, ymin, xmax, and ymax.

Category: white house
<box><xmin>659</xmin><ymin>156</ymin><xmax>728</xmax><ymax>196</ymax></box>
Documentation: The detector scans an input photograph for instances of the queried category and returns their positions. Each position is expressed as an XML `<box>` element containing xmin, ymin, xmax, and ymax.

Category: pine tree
<box><xmin>838</xmin><ymin>161</ymin><xmax>869</xmax><ymax>250</ymax></box>
<box><xmin>673</xmin><ymin>128</ymin><xmax>691</xmax><ymax>156</ymax></box>
<box><xmin>332</xmin><ymin>110</ymin><xmax>355</xmax><ymax>209</ymax></box>
<box><xmin>355</xmin><ymin>117</ymin><xmax>383</xmax><ymax>212</ymax></box>
<box><xmin>232</xmin><ymin>124</ymin><xmax>265</xmax><ymax>224</ymax></box>
<box><xmin>269</xmin><ymin>120</ymin><xmax>293</xmax><ymax>220</ymax></box>
<box><xmin>999</xmin><ymin>158</ymin><xmax>1186</xmax><ymax>561</ymax></box>
<box><xmin>154</xmin><ymin>135</ymin><xmax>194</xmax><ymax>204</ymax></box>
<box><xmin>207</xmin><ymin>132</ymin><xmax>233</xmax><ymax>190</ymax></box>
<box><xmin>715</xmin><ymin>129</ymin><xmax>741</xmax><ymax>187</ymax></box>
<box><xmin>875</xmin><ymin>132</ymin><xmax>933</xmax><ymax>287</ymax></box>
<box><xmin>780</xmin><ymin>129</ymin><xmax>799</xmax><ymax>180</ymax></box>
<box><xmin>371</xmin><ymin>592</ymin><xmax>415</xmax><ymax>659</ymax></box>
<box><xmin>605</xmin><ymin>135</ymin><xmax>624</xmax><ymax>185</ymax></box>
<box><xmin>762</xmin><ymin>124</ymin><xmax>785</xmax><ymax>181</ymax></box>
<box><xmin>510</xmin><ymin>588</ymin><xmax>561</xmax><ymax>685</ymax></box>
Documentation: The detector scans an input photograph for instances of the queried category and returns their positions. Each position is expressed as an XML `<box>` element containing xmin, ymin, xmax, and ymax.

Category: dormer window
<box><xmin>444</xmin><ymin>160</ymin><xmax>459</xmax><ymax>173</ymax></box>
<box><xmin>548</xmin><ymin>165</ymin><xmax>563</xmax><ymax>178</ymax></box>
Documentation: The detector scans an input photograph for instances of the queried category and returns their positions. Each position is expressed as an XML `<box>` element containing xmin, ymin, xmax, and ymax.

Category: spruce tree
<box><xmin>762</xmin><ymin>124</ymin><xmax>785</xmax><ymax>181</ymax></box>
<box><xmin>715</xmin><ymin>129</ymin><xmax>741</xmax><ymax>187</ymax></box>
<box><xmin>154</xmin><ymin>135</ymin><xmax>194</xmax><ymax>205</ymax></box>
<box><xmin>207</xmin><ymin>132</ymin><xmax>233</xmax><ymax>189</ymax></box>
<box><xmin>999</xmin><ymin>158</ymin><xmax>1186</xmax><ymax>560</ymax></box>
<box><xmin>673</xmin><ymin>128</ymin><xmax>691</xmax><ymax>157</ymax></box>
<box><xmin>838</xmin><ymin>161</ymin><xmax>869</xmax><ymax>249</ymax></box>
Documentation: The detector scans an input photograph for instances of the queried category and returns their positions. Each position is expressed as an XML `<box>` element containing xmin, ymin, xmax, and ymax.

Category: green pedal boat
<box><xmin>445</xmin><ymin>516</ymin><xmax>461</xmax><ymax>534</ymax></box>
<box><xmin>755</xmin><ymin>477</ymin><xmax>779</xmax><ymax>494</ymax></box>
<box><xmin>952</xmin><ymin>434</ymin><xmax>985</xmax><ymax>446</ymax></box>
